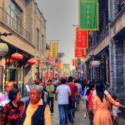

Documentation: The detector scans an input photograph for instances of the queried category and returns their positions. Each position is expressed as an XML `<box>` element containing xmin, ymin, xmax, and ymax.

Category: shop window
<box><xmin>100</xmin><ymin>63</ymin><xmax>105</xmax><ymax>81</ymax></box>
<box><xmin>8</xmin><ymin>0</ymin><xmax>22</xmax><ymax>33</ymax></box>
<box><xmin>36</xmin><ymin>29</ymin><xmax>39</xmax><ymax>51</ymax></box>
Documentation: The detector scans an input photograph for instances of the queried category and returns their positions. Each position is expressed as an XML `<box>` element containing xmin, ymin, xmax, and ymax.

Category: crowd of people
<box><xmin>0</xmin><ymin>77</ymin><xmax>124</xmax><ymax>125</ymax></box>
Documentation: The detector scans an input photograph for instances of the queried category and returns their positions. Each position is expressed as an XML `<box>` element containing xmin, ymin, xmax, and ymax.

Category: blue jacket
<box><xmin>21</xmin><ymin>100</ymin><xmax>47</xmax><ymax>125</ymax></box>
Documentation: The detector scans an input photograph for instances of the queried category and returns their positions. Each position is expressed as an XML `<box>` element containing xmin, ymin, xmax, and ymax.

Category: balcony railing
<box><xmin>0</xmin><ymin>7</ymin><xmax>30</xmax><ymax>42</ymax></box>
<box><xmin>118</xmin><ymin>0</ymin><xmax>125</xmax><ymax>12</ymax></box>
<box><xmin>98</xmin><ymin>24</ymin><xmax>109</xmax><ymax>41</ymax></box>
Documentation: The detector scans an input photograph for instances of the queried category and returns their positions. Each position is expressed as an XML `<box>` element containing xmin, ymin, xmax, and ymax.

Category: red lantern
<box><xmin>41</xmin><ymin>62</ymin><xmax>44</xmax><ymax>67</ymax></box>
<box><xmin>6</xmin><ymin>59</ymin><xmax>14</xmax><ymax>64</ymax></box>
<box><xmin>11</xmin><ymin>53</ymin><xmax>23</xmax><ymax>61</ymax></box>
<box><xmin>27</xmin><ymin>59</ymin><xmax>36</xmax><ymax>65</ymax></box>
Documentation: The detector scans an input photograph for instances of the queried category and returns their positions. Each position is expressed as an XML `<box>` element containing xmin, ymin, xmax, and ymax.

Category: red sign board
<box><xmin>72</xmin><ymin>59</ymin><xmax>77</xmax><ymax>66</ymax></box>
<box><xmin>75</xmin><ymin>27</ymin><xmax>88</xmax><ymax>48</ymax></box>
<box><xmin>75</xmin><ymin>48</ymin><xmax>85</xmax><ymax>58</ymax></box>
<box><xmin>49</xmin><ymin>59</ymin><xmax>53</xmax><ymax>65</ymax></box>
<box><xmin>57</xmin><ymin>62</ymin><xmax>61</xmax><ymax>69</ymax></box>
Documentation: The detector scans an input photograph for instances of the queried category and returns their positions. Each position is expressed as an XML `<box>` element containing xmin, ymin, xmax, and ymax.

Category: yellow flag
<box><xmin>49</xmin><ymin>43</ymin><xmax>58</xmax><ymax>59</ymax></box>
<box><xmin>61</xmin><ymin>63</ymin><xmax>63</xmax><ymax>69</ymax></box>
<box><xmin>46</xmin><ymin>50</ymin><xmax>49</xmax><ymax>58</ymax></box>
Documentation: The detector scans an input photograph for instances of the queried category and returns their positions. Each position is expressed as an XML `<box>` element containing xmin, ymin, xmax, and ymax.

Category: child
<box><xmin>75</xmin><ymin>92</ymin><xmax>80</xmax><ymax>110</ymax></box>
<box><xmin>112</xmin><ymin>95</ymin><xmax>121</xmax><ymax>125</ymax></box>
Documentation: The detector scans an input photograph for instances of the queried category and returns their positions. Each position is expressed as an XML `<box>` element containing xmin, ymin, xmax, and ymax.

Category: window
<box><xmin>36</xmin><ymin>29</ymin><xmax>39</xmax><ymax>51</ymax></box>
<box><xmin>42</xmin><ymin>35</ymin><xmax>44</xmax><ymax>54</ymax></box>
<box><xmin>8</xmin><ymin>0</ymin><xmax>22</xmax><ymax>33</ymax></box>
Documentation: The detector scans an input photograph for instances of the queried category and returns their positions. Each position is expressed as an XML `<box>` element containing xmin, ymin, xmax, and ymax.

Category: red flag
<box><xmin>75</xmin><ymin>27</ymin><xmax>88</xmax><ymax>48</ymax></box>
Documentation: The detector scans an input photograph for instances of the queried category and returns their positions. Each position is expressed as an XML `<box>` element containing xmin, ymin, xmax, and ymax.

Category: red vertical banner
<box><xmin>72</xmin><ymin>59</ymin><xmax>77</xmax><ymax>66</ymax></box>
<box><xmin>75</xmin><ymin>27</ymin><xmax>88</xmax><ymax>49</ymax></box>
<box><xmin>50</xmin><ymin>73</ymin><xmax>53</xmax><ymax>79</ymax></box>
<box><xmin>75</xmin><ymin>48</ymin><xmax>85</xmax><ymax>58</ymax></box>
<box><xmin>45</xmin><ymin>72</ymin><xmax>48</xmax><ymax>86</ymax></box>
<box><xmin>57</xmin><ymin>62</ymin><xmax>61</xmax><ymax>69</ymax></box>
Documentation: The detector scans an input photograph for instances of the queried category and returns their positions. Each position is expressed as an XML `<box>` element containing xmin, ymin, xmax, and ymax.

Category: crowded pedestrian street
<box><xmin>52</xmin><ymin>99</ymin><xmax>125</xmax><ymax>125</ymax></box>
<box><xmin>1</xmin><ymin>0</ymin><xmax>125</xmax><ymax>125</ymax></box>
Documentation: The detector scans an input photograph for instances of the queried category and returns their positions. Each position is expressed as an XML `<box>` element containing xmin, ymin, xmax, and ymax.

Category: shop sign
<box><xmin>79</xmin><ymin>0</ymin><xmax>99</xmax><ymax>31</ymax></box>
<box><xmin>72</xmin><ymin>59</ymin><xmax>77</xmax><ymax>66</ymax></box>
<box><xmin>36</xmin><ymin>60</ymin><xmax>39</xmax><ymax>66</ymax></box>
<box><xmin>49</xmin><ymin>59</ymin><xmax>53</xmax><ymax>65</ymax></box>
<box><xmin>75</xmin><ymin>48</ymin><xmax>85</xmax><ymax>58</ymax></box>
<box><xmin>75</xmin><ymin>27</ymin><xmax>88</xmax><ymax>48</ymax></box>
<box><xmin>42</xmin><ymin>66</ymin><xmax>47</xmax><ymax>70</ymax></box>
<box><xmin>49</xmin><ymin>42</ymin><xmax>58</xmax><ymax>59</ymax></box>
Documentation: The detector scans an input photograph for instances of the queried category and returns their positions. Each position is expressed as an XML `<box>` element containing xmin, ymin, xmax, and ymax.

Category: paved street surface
<box><xmin>51</xmin><ymin>99</ymin><xmax>125</xmax><ymax>125</ymax></box>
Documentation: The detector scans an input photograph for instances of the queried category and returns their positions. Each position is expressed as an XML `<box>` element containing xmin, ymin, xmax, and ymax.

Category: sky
<box><xmin>35</xmin><ymin>0</ymin><xmax>78</xmax><ymax>70</ymax></box>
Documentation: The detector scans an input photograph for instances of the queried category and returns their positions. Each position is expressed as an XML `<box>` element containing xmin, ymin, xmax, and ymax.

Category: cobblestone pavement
<box><xmin>51</xmin><ymin>99</ymin><xmax>125</xmax><ymax>125</ymax></box>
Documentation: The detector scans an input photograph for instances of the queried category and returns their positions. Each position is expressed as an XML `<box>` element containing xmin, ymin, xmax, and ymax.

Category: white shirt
<box><xmin>0</xmin><ymin>91</ymin><xmax>10</xmax><ymax>110</ymax></box>
<box><xmin>112</xmin><ymin>105</ymin><xmax>121</xmax><ymax>117</ymax></box>
<box><xmin>92</xmin><ymin>90</ymin><xmax>109</xmax><ymax>98</ymax></box>
<box><xmin>56</xmin><ymin>85</ymin><xmax>71</xmax><ymax>105</ymax></box>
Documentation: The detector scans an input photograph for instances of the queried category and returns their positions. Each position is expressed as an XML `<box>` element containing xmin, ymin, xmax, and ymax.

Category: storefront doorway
<box><xmin>6</xmin><ymin>68</ymin><xmax>25</xmax><ymax>96</ymax></box>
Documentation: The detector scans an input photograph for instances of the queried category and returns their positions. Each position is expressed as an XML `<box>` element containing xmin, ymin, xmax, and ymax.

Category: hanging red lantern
<box><xmin>11</xmin><ymin>53</ymin><xmax>23</xmax><ymax>61</ymax></box>
<box><xmin>27</xmin><ymin>59</ymin><xmax>36</xmax><ymax>65</ymax></box>
<box><xmin>6</xmin><ymin>59</ymin><xmax>14</xmax><ymax>64</ymax></box>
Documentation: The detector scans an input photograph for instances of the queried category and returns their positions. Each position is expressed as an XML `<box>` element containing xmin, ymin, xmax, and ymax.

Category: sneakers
<box><xmin>84</xmin><ymin>114</ymin><xmax>87</xmax><ymax>119</ymax></box>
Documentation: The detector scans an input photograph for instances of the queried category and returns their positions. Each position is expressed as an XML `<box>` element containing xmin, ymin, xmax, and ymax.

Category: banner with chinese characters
<box><xmin>75</xmin><ymin>48</ymin><xmax>85</xmax><ymax>58</ymax></box>
<box><xmin>56</xmin><ymin>62</ymin><xmax>61</xmax><ymax>69</ymax></box>
<box><xmin>49</xmin><ymin>59</ymin><xmax>53</xmax><ymax>65</ymax></box>
<box><xmin>63</xmin><ymin>66</ymin><xmax>66</xmax><ymax>73</ymax></box>
<box><xmin>72</xmin><ymin>59</ymin><xmax>77</xmax><ymax>67</ymax></box>
<box><xmin>66</xmin><ymin>69</ymin><xmax>69</xmax><ymax>74</ymax></box>
<box><xmin>61</xmin><ymin>63</ymin><xmax>63</xmax><ymax>69</ymax></box>
<box><xmin>81</xmin><ymin>57</ymin><xmax>85</xmax><ymax>62</ymax></box>
<box><xmin>79</xmin><ymin>0</ymin><xmax>99</xmax><ymax>30</ymax></box>
<box><xmin>49</xmin><ymin>42</ymin><xmax>58</xmax><ymax>59</ymax></box>
<box><xmin>75</xmin><ymin>27</ymin><xmax>88</xmax><ymax>49</ymax></box>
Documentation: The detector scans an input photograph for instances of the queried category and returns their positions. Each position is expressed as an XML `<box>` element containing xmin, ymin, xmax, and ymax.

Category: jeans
<box><xmin>48</xmin><ymin>97</ymin><xmax>54</xmax><ymax>113</ymax></box>
<box><xmin>68</xmin><ymin>102</ymin><xmax>75</xmax><ymax>121</ymax></box>
<box><xmin>58</xmin><ymin>104</ymin><xmax>69</xmax><ymax>125</ymax></box>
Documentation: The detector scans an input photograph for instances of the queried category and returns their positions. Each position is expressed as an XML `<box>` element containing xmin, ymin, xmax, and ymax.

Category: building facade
<box><xmin>85</xmin><ymin>0</ymin><xmax>125</xmax><ymax>107</ymax></box>
<box><xmin>0</xmin><ymin>0</ymin><xmax>46</xmax><ymax>96</ymax></box>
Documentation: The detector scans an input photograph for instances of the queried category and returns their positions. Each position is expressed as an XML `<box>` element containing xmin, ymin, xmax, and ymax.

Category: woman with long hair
<box><xmin>86</xmin><ymin>83</ymin><xmax>96</xmax><ymax>125</ymax></box>
<box><xmin>93</xmin><ymin>84</ymin><xmax>125</xmax><ymax>125</ymax></box>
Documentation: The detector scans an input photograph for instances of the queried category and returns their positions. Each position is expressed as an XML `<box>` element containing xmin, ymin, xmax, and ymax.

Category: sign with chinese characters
<box><xmin>49</xmin><ymin>59</ymin><xmax>53</xmax><ymax>65</ymax></box>
<box><xmin>66</xmin><ymin>69</ymin><xmax>69</xmax><ymax>74</ymax></box>
<box><xmin>61</xmin><ymin>63</ymin><xmax>63</xmax><ymax>69</ymax></box>
<box><xmin>75</xmin><ymin>27</ymin><xmax>88</xmax><ymax>49</ymax></box>
<box><xmin>36</xmin><ymin>60</ymin><xmax>39</xmax><ymax>66</ymax></box>
<box><xmin>46</xmin><ymin>50</ymin><xmax>49</xmax><ymax>58</ymax></box>
<box><xmin>41</xmin><ymin>62</ymin><xmax>44</xmax><ymax>67</ymax></box>
<box><xmin>75</xmin><ymin>48</ymin><xmax>85</xmax><ymax>58</ymax></box>
<box><xmin>56</xmin><ymin>62</ymin><xmax>61</xmax><ymax>69</ymax></box>
<box><xmin>72</xmin><ymin>59</ymin><xmax>77</xmax><ymax>67</ymax></box>
<box><xmin>81</xmin><ymin>57</ymin><xmax>85</xmax><ymax>62</ymax></box>
<box><xmin>49</xmin><ymin>43</ymin><xmax>58</xmax><ymax>59</ymax></box>
<box><xmin>79</xmin><ymin>0</ymin><xmax>99</xmax><ymax>30</ymax></box>
<box><xmin>63</xmin><ymin>66</ymin><xmax>66</xmax><ymax>73</ymax></box>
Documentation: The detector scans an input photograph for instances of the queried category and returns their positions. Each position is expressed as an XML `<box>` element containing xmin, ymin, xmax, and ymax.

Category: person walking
<box><xmin>93</xmin><ymin>83</ymin><xmax>125</xmax><ymax>125</ymax></box>
<box><xmin>21</xmin><ymin>84</ymin><xmax>51</xmax><ymax>125</ymax></box>
<box><xmin>67</xmin><ymin>76</ymin><xmax>78</xmax><ymax>123</ymax></box>
<box><xmin>0</xmin><ymin>89</ymin><xmax>24</xmax><ymax>125</ymax></box>
<box><xmin>39</xmin><ymin>81</ymin><xmax>48</xmax><ymax>103</ymax></box>
<box><xmin>86</xmin><ymin>83</ymin><xmax>95</xmax><ymax>125</ymax></box>
<box><xmin>0</xmin><ymin>82</ymin><xmax>14</xmax><ymax>119</ymax></box>
<box><xmin>46</xmin><ymin>80</ymin><xmax>55</xmax><ymax>114</ymax></box>
<box><xmin>55</xmin><ymin>79</ymin><xmax>71</xmax><ymax>125</ymax></box>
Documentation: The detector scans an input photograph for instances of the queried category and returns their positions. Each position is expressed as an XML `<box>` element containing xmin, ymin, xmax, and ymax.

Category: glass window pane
<box><xmin>15</xmin><ymin>15</ymin><xmax>18</xmax><ymax>30</ymax></box>
<box><xmin>15</xmin><ymin>6</ymin><xmax>18</xmax><ymax>14</ymax></box>
<box><xmin>8</xmin><ymin>7</ymin><xmax>11</xmax><ymax>26</ymax></box>
<box><xmin>11</xmin><ymin>10</ymin><xmax>15</xmax><ymax>29</ymax></box>
<box><xmin>11</xmin><ymin>1</ymin><xmax>15</xmax><ymax>10</ymax></box>
<box><xmin>8</xmin><ymin>0</ymin><xmax>11</xmax><ymax>6</ymax></box>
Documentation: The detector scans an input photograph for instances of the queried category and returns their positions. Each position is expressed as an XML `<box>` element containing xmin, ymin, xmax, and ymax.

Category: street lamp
<box><xmin>0</xmin><ymin>32</ymin><xmax>12</xmax><ymax>56</ymax></box>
